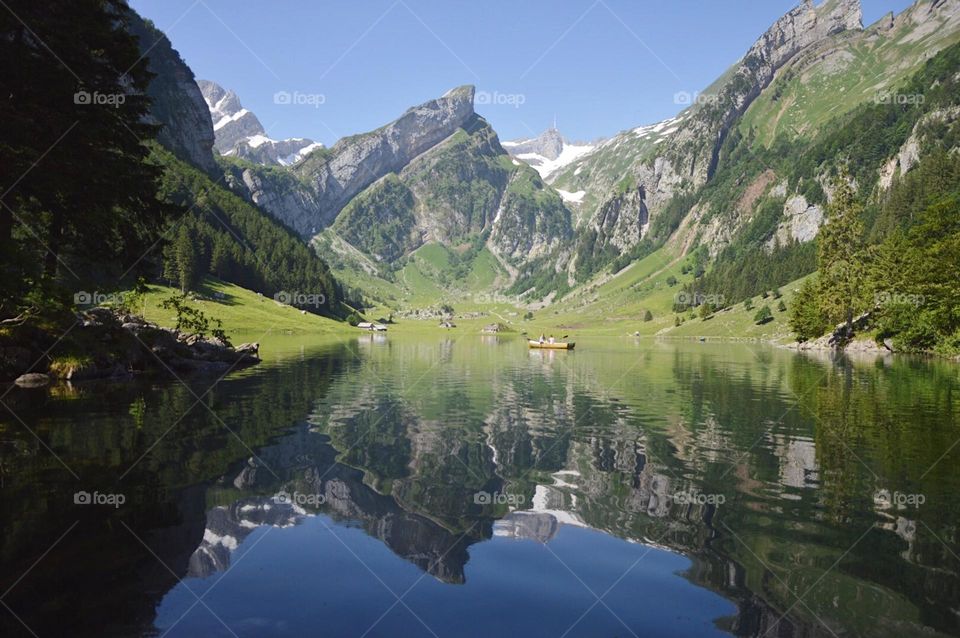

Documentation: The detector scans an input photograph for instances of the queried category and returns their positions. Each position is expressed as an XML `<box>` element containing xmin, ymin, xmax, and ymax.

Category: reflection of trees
<box><xmin>710</xmin><ymin>351</ymin><xmax>960</xmax><ymax>637</ymax></box>
<box><xmin>0</xmin><ymin>344</ymin><xmax>349</xmax><ymax>637</ymax></box>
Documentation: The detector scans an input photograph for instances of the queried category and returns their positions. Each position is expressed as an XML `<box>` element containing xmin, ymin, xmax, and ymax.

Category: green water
<box><xmin>1</xmin><ymin>335</ymin><xmax>958</xmax><ymax>637</ymax></box>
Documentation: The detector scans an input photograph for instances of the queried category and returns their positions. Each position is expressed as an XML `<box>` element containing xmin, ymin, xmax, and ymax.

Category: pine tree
<box><xmin>817</xmin><ymin>173</ymin><xmax>867</xmax><ymax>330</ymax></box>
<box><xmin>754</xmin><ymin>305</ymin><xmax>773</xmax><ymax>325</ymax></box>
<box><xmin>174</xmin><ymin>225</ymin><xmax>197</xmax><ymax>293</ymax></box>
<box><xmin>0</xmin><ymin>0</ymin><xmax>171</xmax><ymax>292</ymax></box>
<box><xmin>789</xmin><ymin>278</ymin><xmax>829</xmax><ymax>342</ymax></box>
<box><xmin>210</xmin><ymin>235</ymin><xmax>230</xmax><ymax>278</ymax></box>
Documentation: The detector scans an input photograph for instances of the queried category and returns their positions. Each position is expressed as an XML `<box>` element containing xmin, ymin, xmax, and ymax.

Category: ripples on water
<box><xmin>1</xmin><ymin>336</ymin><xmax>958</xmax><ymax>637</ymax></box>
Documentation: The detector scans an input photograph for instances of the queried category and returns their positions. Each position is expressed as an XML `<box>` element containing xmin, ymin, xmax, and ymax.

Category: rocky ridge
<box><xmin>551</xmin><ymin>0</ymin><xmax>864</xmax><ymax>270</ymax></box>
<box><xmin>232</xmin><ymin>85</ymin><xmax>477</xmax><ymax>235</ymax></box>
<box><xmin>125</xmin><ymin>11</ymin><xmax>218</xmax><ymax>176</ymax></box>
<box><xmin>225</xmin><ymin>85</ymin><xmax>573</xmax><ymax>276</ymax></box>
<box><xmin>198</xmin><ymin>80</ymin><xmax>323</xmax><ymax>166</ymax></box>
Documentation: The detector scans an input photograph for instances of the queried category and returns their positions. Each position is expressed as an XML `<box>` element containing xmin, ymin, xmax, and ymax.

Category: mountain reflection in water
<box><xmin>1</xmin><ymin>338</ymin><xmax>958</xmax><ymax>637</ymax></box>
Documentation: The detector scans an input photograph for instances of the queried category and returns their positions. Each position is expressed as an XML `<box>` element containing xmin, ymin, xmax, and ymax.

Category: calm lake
<box><xmin>1</xmin><ymin>335</ymin><xmax>959</xmax><ymax>637</ymax></box>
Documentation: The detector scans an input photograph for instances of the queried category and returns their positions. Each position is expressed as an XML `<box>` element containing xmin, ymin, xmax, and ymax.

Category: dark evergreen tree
<box><xmin>0</xmin><ymin>0</ymin><xmax>174</xmax><ymax>316</ymax></box>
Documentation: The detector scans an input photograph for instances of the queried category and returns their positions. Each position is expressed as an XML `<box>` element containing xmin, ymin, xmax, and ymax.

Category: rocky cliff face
<box><xmin>768</xmin><ymin>194</ymin><xmax>824</xmax><ymax>249</ymax></box>
<box><xmin>198</xmin><ymin>80</ymin><xmax>322</xmax><ymax>166</ymax></box>
<box><xmin>233</xmin><ymin>85</ymin><xmax>572</xmax><ymax>274</ymax></box>
<box><xmin>125</xmin><ymin>11</ymin><xmax>218</xmax><ymax>176</ymax></box>
<box><xmin>296</xmin><ymin>85</ymin><xmax>478</xmax><ymax>228</ymax></box>
<box><xmin>666</xmin><ymin>0</ymin><xmax>862</xmax><ymax>184</ymax></box>
<box><xmin>236</xmin><ymin>85</ymin><xmax>477</xmax><ymax>234</ymax></box>
<box><xmin>550</xmin><ymin>0</ymin><xmax>863</xmax><ymax>277</ymax></box>
<box><xmin>591</xmin><ymin>187</ymin><xmax>650</xmax><ymax>253</ymax></box>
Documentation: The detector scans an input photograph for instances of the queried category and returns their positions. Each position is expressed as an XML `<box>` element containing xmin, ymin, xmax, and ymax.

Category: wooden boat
<box><xmin>528</xmin><ymin>340</ymin><xmax>575</xmax><ymax>350</ymax></box>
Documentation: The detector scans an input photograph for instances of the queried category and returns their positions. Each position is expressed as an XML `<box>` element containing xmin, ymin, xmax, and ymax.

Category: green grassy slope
<box><xmin>740</xmin><ymin>8</ymin><xmax>960</xmax><ymax>147</ymax></box>
<box><xmin>139</xmin><ymin>278</ymin><xmax>351</xmax><ymax>337</ymax></box>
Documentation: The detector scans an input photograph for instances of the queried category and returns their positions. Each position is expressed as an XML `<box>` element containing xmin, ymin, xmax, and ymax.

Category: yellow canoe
<box><xmin>528</xmin><ymin>340</ymin><xmax>575</xmax><ymax>350</ymax></box>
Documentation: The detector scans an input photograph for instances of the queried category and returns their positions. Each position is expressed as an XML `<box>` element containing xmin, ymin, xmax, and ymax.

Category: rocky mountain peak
<box><xmin>745</xmin><ymin>0</ymin><xmax>862</xmax><ymax>69</ymax></box>
<box><xmin>241</xmin><ymin>85</ymin><xmax>487</xmax><ymax>234</ymax></box>
<box><xmin>503</xmin><ymin>127</ymin><xmax>597</xmax><ymax>181</ymax></box>
<box><xmin>197</xmin><ymin>80</ymin><xmax>243</xmax><ymax>122</ymax></box>
<box><xmin>444</xmin><ymin>84</ymin><xmax>476</xmax><ymax>103</ymax></box>
<box><xmin>197</xmin><ymin>80</ymin><xmax>322</xmax><ymax>166</ymax></box>
<box><xmin>507</xmin><ymin>128</ymin><xmax>565</xmax><ymax>160</ymax></box>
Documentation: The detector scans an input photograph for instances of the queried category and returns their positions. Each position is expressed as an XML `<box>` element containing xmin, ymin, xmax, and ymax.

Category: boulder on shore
<box><xmin>14</xmin><ymin>372</ymin><xmax>50</xmax><ymax>387</ymax></box>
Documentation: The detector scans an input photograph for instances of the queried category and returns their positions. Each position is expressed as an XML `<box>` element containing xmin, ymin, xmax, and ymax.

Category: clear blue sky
<box><xmin>130</xmin><ymin>0</ymin><xmax>916</xmax><ymax>144</ymax></box>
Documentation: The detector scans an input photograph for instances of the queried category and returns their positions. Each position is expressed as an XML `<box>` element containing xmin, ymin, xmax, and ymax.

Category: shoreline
<box><xmin>3</xmin><ymin>307</ymin><xmax>261</xmax><ymax>386</ymax></box>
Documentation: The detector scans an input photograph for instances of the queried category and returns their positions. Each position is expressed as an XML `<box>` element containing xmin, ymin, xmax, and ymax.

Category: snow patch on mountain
<box><xmin>556</xmin><ymin>189</ymin><xmax>586</xmax><ymax>204</ymax></box>
<box><xmin>198</xmin><ymin>79</ymin><xmax>324</xmax><ymax>167</ymax></box>
<box><xmin>504</xmin><ymin>128</ymin><xmax>598</xmax><ymax>182</ymax></box>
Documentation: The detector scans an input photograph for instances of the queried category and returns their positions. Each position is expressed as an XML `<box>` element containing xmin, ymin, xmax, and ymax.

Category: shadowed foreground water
<box><xmin>1</xmin><ymin>336</ymin><xmax>958</xmax><ymax>637</ymax></box>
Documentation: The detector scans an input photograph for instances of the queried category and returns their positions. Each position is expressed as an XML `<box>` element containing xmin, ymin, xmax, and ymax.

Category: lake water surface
<box><xmin>2</xmin><ymin>335</ymin><xmax>959</xmax><ymax>637</ymax></box>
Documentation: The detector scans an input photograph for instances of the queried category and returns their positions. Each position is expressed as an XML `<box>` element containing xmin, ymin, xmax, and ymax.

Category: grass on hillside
<box><xmin>739</xmin><ymin>23</ymin><xmax>960</xmax><ymax>147</ymax></box>
<box><xmin>511</xmin><ymin>247</ymin><xmax>810</xmax><ymax>342</ymax></box>
<box><xmin>318</xmin><ymin>235</ymin><xmax>813</xmax><ymax>343</ymax></box>
<box><xmin>137</xmin><ymin>278</ymin><xmax>351</xmax><ymax>338</ymax></box>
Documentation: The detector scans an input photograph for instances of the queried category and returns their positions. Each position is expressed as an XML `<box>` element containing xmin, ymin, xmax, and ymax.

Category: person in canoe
<box><xmin>539</xmin><ymin>333</ymin><xmax>545</xmax><ymax>344</ymax></box>
<box><xmin>549</xmin><ymin>335</ymin><xmax>555</xmax><ymax>344</ymax></box>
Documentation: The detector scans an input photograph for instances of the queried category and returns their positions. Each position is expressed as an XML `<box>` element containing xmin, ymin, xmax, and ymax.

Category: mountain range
<box><xmin>132</xmin><ymin>0</ymin><xmax>960</xmax><ymax>315</ymax></box>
